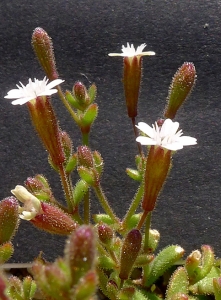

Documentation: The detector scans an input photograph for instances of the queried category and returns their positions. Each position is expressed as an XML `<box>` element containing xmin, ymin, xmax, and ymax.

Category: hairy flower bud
<box><xmin>164</xmin><ymin>62</ymin><xmax>196</xmax><ymax>119</ymax></box>
<box><xmin>119</xmin><ymin>229</ymin><xmax>142</xmax><ymax>280</ymax></box>
<box><xmin>66</xmin><ymin>225</ymin><xmax>96</xmax><ymax>285</ymax></box>
<box><xmin>0</xmin><ymin>197</ymin><xmax>19</xmax><ymax>244</ymax></box>
<box><xmin>32</xmin><ymin>27</ymin><xmax>59</xmax><ymax>80</ymax></box>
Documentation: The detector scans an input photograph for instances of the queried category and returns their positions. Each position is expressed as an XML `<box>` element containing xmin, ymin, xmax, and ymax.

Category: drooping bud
<box><xmin>32</xmin><ymin>27</ymin><xmax>59</xmax><ymax>80</ymax></box>
<box><xmin>164</xmin><ymin>62</ymin><xmax>196</xmax><ymax>119</ymax></box>
<box><xmin>142</xmin><ymin>146</ymin><xmax>172</xmax><ymax>212</ymax></box>
<box><xmin>65</xmin><ymin>225</ymin><xmax>96</xmax><ymax>285</ymax></box>
<box><xmin>119</xmin><ymin>229</ymin><xmax>142</xmax><ymax>280</ymax></box>
<box><xmin>0</xmin><ymin>197</ymin><xmax>19</xmax><ymax>244</ymax></box>
<box><xmin>27</xmin><ymin>96</ymin><xmax>65</xmax><ymax>167</ymax></box>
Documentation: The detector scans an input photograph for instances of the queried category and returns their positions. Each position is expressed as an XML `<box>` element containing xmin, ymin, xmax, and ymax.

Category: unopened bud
<box><xmin>66</xmin><ymin>225</ymin><xmax>96</xmax><ymax>285</ymax></box>
<box><xmin>97</xmin><ymin>224</ymin><xmax>114</xmax><ymax>246</ymax></box>
<box><xmin>32</xmin><ymin>27</ymin><xmax>59</xmax><ymax>80</ymax></box>
<box><xmin>119</xmin><ymin>229</ymin><xmax>142</xmax><ymax>280</ymax></box>
<box><xmin>0</xmin><ymin>197</ymin><xmax>19</xmax><ymax>244</ymax></box>
<box><xmin>164</xmin><ymin>62</ymin><xmax>196</xmax><ymax>119</ymax></box>
<box><xmin>77</xmin><ymin>146</ymin><xmax>94</xmax><ymax>168</ymax></box>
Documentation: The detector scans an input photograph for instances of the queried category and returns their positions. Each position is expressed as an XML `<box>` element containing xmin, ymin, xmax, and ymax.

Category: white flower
<box><xmin>108</xmin><ymin>43</ymin><xmax>155</xmax><ymax>57</ymax></box>
<box><xmin>11</xmin><ymin>185</ymin><xmax>42</xmax><ymax>220</ymax></box>
<box><xmin>4</xmin><ymin>77</ymin><xmax>64</xmax><ymax>105</ymax></box>
<box><xmin>136</xmin><ymin>118</ymin><xmax>197</xmax><ymax>151</ymax></box>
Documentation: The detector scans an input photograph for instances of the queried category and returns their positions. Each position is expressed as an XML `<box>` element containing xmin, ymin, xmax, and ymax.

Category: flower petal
<box><xmin>136</xmin><ymin>136</ymin><xmax>157</xmax><ymax>146</ymax></box>
<box><xmin>136</xmin><ymin>122</ymin><xmax>154</xmax><ymax>138</ymax></box>
<box><xmin>178</xmin><ymin>136</ymin><xmax>197</xmax><ymax>146</ymax></box>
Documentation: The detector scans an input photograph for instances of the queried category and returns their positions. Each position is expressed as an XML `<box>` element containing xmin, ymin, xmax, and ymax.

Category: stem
<box><xmin>121</xmin><ymin>182</ymin><xmax>144</xmax><ymax>231</ymax></box>
<box><xmin>131</xmin><ymin>117</ymin><xmax>143</xmax><ymax>156</ymax></box>
<box><xmin>57</xmin><ymin>85</ymin><xmax>79</xmax><ymax>124</ymax></box>
<box><xmin>82</xmin><ymin>132</ymin><xmax>89</xmax><ymax>146</ymax></box>
<box><xmin>143</xmin><ymin>212</ymin><xmax>152</xmax><ymax>253</ymax></box>
<box><xmin>137</xmin><ymin>210</ymin><xmax>148</xmax><ymax>230</ymax></box>
<box><xmin>93</xmin><ymin>184</ymin><xmax>119</xmax><ymax>225</ymax></box>
<box><xmin>83</xmin><ymin>191</ymin><xmax>90</xmax><ymax>224</ymax></box>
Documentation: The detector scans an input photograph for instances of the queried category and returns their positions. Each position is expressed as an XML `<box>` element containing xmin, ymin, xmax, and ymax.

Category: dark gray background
<box><xmin>0</xmin><ymin>0</ymin><xmax>220</xmax><ymax>262</ymax></box>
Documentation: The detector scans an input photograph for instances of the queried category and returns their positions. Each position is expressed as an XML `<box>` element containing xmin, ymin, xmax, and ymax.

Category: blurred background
<box><xmin>0</xmin><ymin>0</ymin><xmax>220</xmax><ymax>262</ymax></box>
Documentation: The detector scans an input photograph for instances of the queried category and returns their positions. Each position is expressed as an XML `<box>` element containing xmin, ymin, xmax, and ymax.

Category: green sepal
<box><xmin>144</xmin><ymin>245</ymin><xmax>185</xmax><ymax>287</ymax></box>
<box><xmin>147</xmin><ymin>229</ymin><xmax>160</xmax><ymax>252</ymax></box>
<box><xmin>88</xmin><ymin>84</ymin><xmax>97</xmax><ymax>103</ymax></box>
<box><xmin>23</xmin><ymin>276</ymin><xmax>37</xmax><ymax>299</ymax></box>
<box><xmin>74</xmin><ymin>270</ymin><xmax>97</xmax><ymax>300</ymax></box>
<box><xmin>0</xmin><ymin>242</ymin><xmax>14</xmax><ymax>264</ymax></box>
<box><xmin>77</xmin><ymin>166</ymin><xmax>97</xmax><ymax>186</ymax></box>
<box><xmin>189</xmin><ymin>266</ymin><xmax>220</xmax><ymax>295</ymax></box>
<box><xmin>126</xmin><ymin>213</ymin><xmax>142</xmax><ymax>230</ymax></box>
<box><xmin>65</xmin><ymin>153</ymin><xmax>78</xmax><ymax>174</ymax></box>
<box><xmin>134</xmin><ymin>253</ymin><xmax>154</xmax><ymax>267</ymax></box>
<box><xmin>166</xmin><ymin>267</ymin><xmax>189</xmax><ymax>300</ymax></box>
<box><xmin>65</xmin><ymin>90</ymin><xmax>84</xmax><ymax>111</ymax></box>
<box><xmin>73</xmin><ymin>179</ymin><xmax>89</xmax><ymax>206</ymax></box>
<box><xmin>81</xmin><ymin>103</ymin><xmax>98</xmax><ymax>127</ymax></box>
<box><xmin>93</xmin><ymin>214</ymin><xmax>115</xmax><ymax>225</ymax></box>
<box><xmin>126</xmin><ymin>168</ymin><xmax>142</xmax><ymax>181</ymax></box>
<box><xmin>98</xmin><ymin>255</ymin><xmax>116</xmax><ymax>270</ymax></box>
<box><xmin>118</xmin><ymin>287</ymin><xmax>135</xmax><ymax>299</ymax></box>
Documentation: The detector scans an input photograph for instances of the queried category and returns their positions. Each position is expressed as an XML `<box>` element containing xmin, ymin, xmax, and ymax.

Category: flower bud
<box><xmin>73</xmin><ymin>81</ymin><xmax>88</xmax><ymax>107</ymax></box>
<box><xmin>97</xmin><ymin>224</ymin><xmax>114</xmax><ymax>246</ymax></box>
<box><xmin>25</xmin><ymin>174</ymin><xmax>54</xmax><ymax>202</ymax></box>
<box><xmin>0</xmin><ymin>197</ymin><xmax>19</xmax><ymax>244</ymax></box>
<box><xmin>164</xmin><ymin>62</ymin><xmax>196</xmax><ymax>119</ymax></box>
<box><xmin>66</xmin><ymin>225</ymin><xmax>96</xmax><ymax>285</ymax></box>
<box><xmin>32</xmin><ymin>27</ymin><xmax>59</xmax><ymax>80</ymax></box>
<box><xmin>77</xmin><ymin>146</ymin><xmax>94</xmax><ymax>168</ymax></box>
<box><xmin>119</xmin><ymin>229</ymin><xmax>142</xmax><ymax>280</ymax></box>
